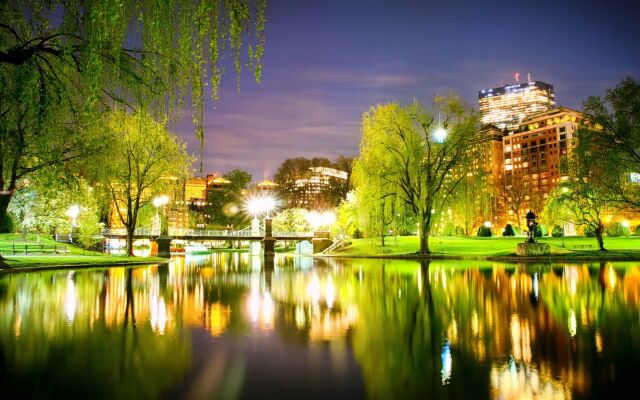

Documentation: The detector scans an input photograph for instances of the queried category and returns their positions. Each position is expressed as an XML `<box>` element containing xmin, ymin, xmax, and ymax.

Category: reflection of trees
<box><xmin>0</xmin><ymin>268</ymin><xmax>190</xmax><ymax>399</ymax></box>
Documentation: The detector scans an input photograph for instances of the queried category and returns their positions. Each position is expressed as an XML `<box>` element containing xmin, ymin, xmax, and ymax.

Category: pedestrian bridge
<box><xmin>101</xmin><ymin>228</ymin><xmax>315</xmax><ymax>242</ymax></box>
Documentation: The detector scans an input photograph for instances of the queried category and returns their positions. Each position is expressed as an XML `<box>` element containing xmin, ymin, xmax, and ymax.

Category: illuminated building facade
<box><xmin>479</xmin><ymin>80</ymin><xmax>555</xmax><ymax>133</ymax></box>
<box><xmin>501</xmin><ymin>107</ymin><xmax>582</xmax><ymax>219</ymax></box>
<box><xmin>292</xmin><ymin>167</ymin><xmax>348</xmax><ymax>209</ymax></box>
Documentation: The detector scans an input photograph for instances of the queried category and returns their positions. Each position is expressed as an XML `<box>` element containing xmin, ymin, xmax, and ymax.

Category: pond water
<box><xmin>1</xmin><ymin>253</ymin><xmax>639</xmax><ymax>399</ymax></box>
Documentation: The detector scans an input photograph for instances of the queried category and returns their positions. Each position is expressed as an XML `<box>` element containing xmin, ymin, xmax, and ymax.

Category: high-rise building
<box><xmin>501</xmin><ymin>106</ymin><xmax>582</xmax><ymax>220</ymax></box>
<box><xmin>479</xmin><ymin>80</ymin><xmax>555</xmax><ymax>132</ymax></box>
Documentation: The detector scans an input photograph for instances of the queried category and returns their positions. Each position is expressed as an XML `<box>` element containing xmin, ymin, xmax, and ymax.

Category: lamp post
<box><xmin>526</xmin><ymin>209</ymin><xmax>537</xmax><ymax>244</ymax></box>
<box><xmin>153</xmin><ymin>195</ymin><xmax>171</xmax><ymax>257</ymax></box>
<box><xmin>246</xmin><ymin>195</ymin><xmax>276</xmax><ymax>256</ymax></box>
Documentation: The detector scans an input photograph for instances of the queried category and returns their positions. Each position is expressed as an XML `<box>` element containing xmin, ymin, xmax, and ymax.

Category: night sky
<box><xmin>176</xmin><ymin>0</ymin><xmax>640</xmax><ymax>181</ymax></box>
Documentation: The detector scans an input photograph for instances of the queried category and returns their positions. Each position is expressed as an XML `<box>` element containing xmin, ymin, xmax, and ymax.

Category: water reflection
<box><xmin>0</xmin><ymin>256</ymin><xmax>639</xmax><ymax>398</ymax></box>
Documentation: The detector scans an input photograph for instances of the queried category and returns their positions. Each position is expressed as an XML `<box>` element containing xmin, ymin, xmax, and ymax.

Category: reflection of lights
<box><xmin>471</xmin><ymin>311</ymin><xmax>479</xmax><ymax>336</ymax></box>
<box><xmin>607</xmin><ymin>266</ymin><xmax>617</xmax><ymax>289</ymax></box>
<box><xmin>490</xmin><ymin>361</ymin><xmax>571</xmax><ymax>400</ymax></box>
<box><xmin>441</xmin><ymin>340</ymin><xmax>452</xmax><ymax>385</ymax></box>
<box><xmin>247</xmin><ymin>289</ymin><xmax>275</xmax><ymax>329</ymax></box>
<box><xmin>568</xmin><ymin>308</ymin><xmax>577</xmax><ymax>337</ymax></box>
<box><xmin>326</xmin><ymin>277</ymin><xmax>335</xmax><ymax>309</ymax></box>
<box><xmin>532</xmin><ymin>273</ymin><xmax>539</xmax><ymax>300</ymax></box>
<box><xmin>249</xmin><ymin>290</ymin><xmax>260</xmax><ymax>322</ymax></box>
<box><xmin>65</xmin><ymin>272</ymin><xmax>77</xmax><ymax>323</ymax></box>
<box><xmin>308</xmin><ymin>274</ymin><xmax>320</xmax><ymax>305</ymax></box>
<box><xmin>295</xmin><ymin>305</ymin><xmax>306</xmax><ymax>329</ymax></box>
<box><xmin>595</xmin><ymin>330</ymin><xmax>603</xmax><ymax>353</ymax></box>
<box><xmin>150</xmin><ymin>296</ymin><xmax>167</xmax><ymax>334</ymax></box>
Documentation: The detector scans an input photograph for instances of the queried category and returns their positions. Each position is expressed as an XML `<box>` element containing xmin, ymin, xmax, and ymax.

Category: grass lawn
<box><xmin>333</xmin><ymin>235</ymin><xmax>640</xmax><ymax>259</ymax></box>
<box><xmin>0</xmin><ymin>233</ymin><xmax>166</xmax><ymax>270</ymax></box>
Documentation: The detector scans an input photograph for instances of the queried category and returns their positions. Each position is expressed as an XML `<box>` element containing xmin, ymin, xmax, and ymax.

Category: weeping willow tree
<box><xmin>0</xmin><ymin>0</ymin><xmax>267</xmax><ymax>230</ymax></box>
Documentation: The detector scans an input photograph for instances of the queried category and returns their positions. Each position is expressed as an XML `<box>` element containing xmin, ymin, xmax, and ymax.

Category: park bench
<box><xmin>573</xmin><ymin>244</ymin><xmax>593</xmax><ymax>249</ymax></box>
<box><xmin>0</xmin><ymin>244</ymin><xmax>69</xmax><ymax>255</ymax></box>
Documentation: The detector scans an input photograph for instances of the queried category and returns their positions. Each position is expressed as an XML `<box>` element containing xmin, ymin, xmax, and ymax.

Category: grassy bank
<box><xmin>330</xmin><ymin>235</ymin><xmax>640</xmax><ymax>259</ymax></box>
<box><xmin>0</xmin><ymin>233</ymin><xmax>166</xmax><ymax>270</ymax></box>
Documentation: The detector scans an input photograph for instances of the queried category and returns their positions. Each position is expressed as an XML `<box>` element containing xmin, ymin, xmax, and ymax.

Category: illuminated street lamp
<box><xmin>67</xmin><ymin>204</ymin><xmax>80</xmax><ymax>227</ymax></box>
<box><xmin>433</xmin><ymin>111</ymin><xmax>447</xmax><ymax>143</ymax></box>
<box><xmin>153</xmin><ymin>195</ymin><xmax>169</xmax><ymax>235</ymax></box>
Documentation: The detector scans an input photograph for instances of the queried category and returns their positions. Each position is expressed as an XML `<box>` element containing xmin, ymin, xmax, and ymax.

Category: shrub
<box><xmin>606</xmin><ymin>222</ymin><xmax>630</xmax><ymax>237</ymax></box>
<box><xmin>502</xmin><ymin>224</ymin><xmax>515</xmax><ymax>237</ymax></box>
<box><xmin>551</xmin><ymin>225</ymin><xmax>564</xmax><ymax>237</ymax></box>
<box><xmin>635</xmin><ymin>225</ymin><xmax>640</xmax><ymax>236</ymax></box>
<box><xmin>477</xmin><ymin>225</ymin><xmax>492</xmax><ymax>237</ymax></box>
<box><xmin>533</xmin><ymin>224</ymin><xmax>548</xmax><ymax>237</ymax></box>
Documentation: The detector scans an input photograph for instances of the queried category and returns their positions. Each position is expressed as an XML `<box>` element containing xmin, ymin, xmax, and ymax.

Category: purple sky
<box><xmin>176</xmin><ymin>0</ymin><xmax>640</xmax><ymax>182</ymax></box>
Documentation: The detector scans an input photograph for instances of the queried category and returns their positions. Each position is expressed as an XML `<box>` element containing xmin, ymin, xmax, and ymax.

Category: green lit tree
<box><xmin>100</xmin><ymin>112</ymin><xmax>191</xmax><ymax>255</ymax></box>
<box><xmin>0</xmin><ymin>0</ymin><xmax>267</xmax><ymax>228</ymax></box>
<box><xmin>353</xmin><ymin>96</ymin><xmax>480</xmax><ymax>254</ymax></box>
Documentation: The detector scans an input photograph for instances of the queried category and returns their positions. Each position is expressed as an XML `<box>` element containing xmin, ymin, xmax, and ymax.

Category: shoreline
<box><xmin>0</xmin><ymin>258</ymin><xmax>170</xmax><ymax>275</ymax></box>
<box><xmin>316</xmin><ymin>252</ymin><xmax>640</xmax><ymax>263</ymax></box>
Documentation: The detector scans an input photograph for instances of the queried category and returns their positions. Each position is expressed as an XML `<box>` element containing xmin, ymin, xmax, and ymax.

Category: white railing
<box><xmin>102</xmin><ymin>229</ymin><xmax>314</xmax><ymax>238</ymax></box>
<box><xmin>273</xmin><ymin>232</ymin><xmax>314</xmax><ymax>238</ymax></box>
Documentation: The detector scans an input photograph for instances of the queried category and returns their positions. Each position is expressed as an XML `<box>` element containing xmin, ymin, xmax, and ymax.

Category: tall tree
<box><xmin>353</xmin><ymin>96</ymin><xmax>480</xmax><ymax>254</ymax></box>
<box><xmin>206</xmin><ymin>168</ymin><xmax>252</xmax><ymax>228</ymax></box>
<box><xmin>576</xmin><ymin>77</ymin><xmax>640</xmax><ymax>212</ymax></box>
<box><xmin>0</xmin><ymin>0</ymin><xmax>267</xmax><ymax>227</ymax></box>
<box><xmin>101</xmin><ymin>112</ymin><xmax>190</xmax><ymax>255</ymax></box>
<box><xmin>496</xmin><ymin>174</ymin><xmax>529</xmax><ymax>229</ymax></box>
<box><xmin>545</xmin><ymin>181</ymin><xmax>611</xmax><ymax>251</ymax></box>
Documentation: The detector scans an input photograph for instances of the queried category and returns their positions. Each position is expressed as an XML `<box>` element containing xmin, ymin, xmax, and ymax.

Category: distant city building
<box><xmin>292</xmin><ymin>167</ymin><xmax>348</xmax><ymax>209</ymax></box>
<box><xmin>501</xmin><ymin>106</ymin><xmax>582</xmax><ymax>218</ymax></box>
<box><xmin>479</xmin><ymin>79</ymin><xmax>555</xmax><ymax>133</ymax></box>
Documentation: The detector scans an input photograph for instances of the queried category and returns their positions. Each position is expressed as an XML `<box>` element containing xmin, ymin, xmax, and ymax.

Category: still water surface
<box><xmin>1</xmin><ymin>253</ymin><xmax>639</xmax><ymax>399</ymax></box>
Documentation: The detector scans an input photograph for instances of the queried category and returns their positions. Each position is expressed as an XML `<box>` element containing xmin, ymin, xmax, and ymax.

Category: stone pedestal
<box><xmin>516</xmin><ymin>242</ymin><xmax>550</xmax><ymax>256</ymax></box>
<box><xmin>156</xmin><ymin>236</ymin><xmax>172</xmax><ymax>258</ymax></box>
<box><xmin>312</xmin><ymin>230</ymin><xmax>332</xmax><ymax>253</ymax></box>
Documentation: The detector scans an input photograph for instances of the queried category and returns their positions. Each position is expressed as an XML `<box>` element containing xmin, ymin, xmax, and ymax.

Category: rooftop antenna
<box><xmin>527</xmin><ymin>72</ymin><xmax>532</xmax><ymax>83</ymax></box>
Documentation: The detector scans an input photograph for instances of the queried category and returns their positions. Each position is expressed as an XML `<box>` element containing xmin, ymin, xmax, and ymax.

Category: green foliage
<box><xmin>577</xmin><ymin>78</ymin><xmax>640</xmax><ymax>213</ymax></box>
<box><xmin>272</xmin><ymin>208</ymin><xmax>311</xmax><ymax>233</ymax></box>
<box><xmin>533</xmin><ymin>224</ymin><xmax>548</xmax><ymax>237</ymax></box>
<box><xmin>606</xmin><ymin>222</ymin><xmax>630</xmax><ymax>237</ymax></box>
<box><xmin>353</xmin><ymin>96</ymin><xmax>480</xmax><ymax>254</ymax></box>
<box><xmin>206</xmin><ymin>169</ymin><xmax>252</xmax><ymax>228</ymax></box>
<box><xmin>502</xmin><ymin>224</ymin><xmax>515</xmax><ymax>237</ymax></box>
<box><xmin>274</xmin><ymin>156</ymin><xmax>352</xmax><ymax>209</ymax></box>
<box><xmin>635</xmin><ymin>225</ymin><xmax>640</xmax><ymax>236</ymax></box>
<box><xmin>552</xmin><ymin>225</ymin><xmax>564</xmax><ymax>237</ymax></box>
<box><xmin>476</xmin><ymin>225</ymin><xmax>492</xmax><ymax>237</ymax></box>
<box><xmin>99</xmin><ymin>111</ymin><xmax>191</xmax><ymax>254</ymax></box>
<box><xmin>443</xmin><ymin>222</ymin><xmax>457</xmax><ymax>236</ymax></box>
<box><xmin>1</xmin><ymin>0</ymin><xmax>267</xmax><ymax>224</ymax></box>
<box><xmin>334</xmin><ymin>193</ymin><xmax>359</xmax><ymax>237</ymax></box>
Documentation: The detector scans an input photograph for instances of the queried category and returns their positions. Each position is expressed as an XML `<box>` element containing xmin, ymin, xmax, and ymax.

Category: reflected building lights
<box><xmin>567</xmin><ymin>308</ymin><xmax>577</xmax><ymax>337</ymax></box>
<box><xmin>441</xmin><ymin>340</ymin><xmax>452</xmax><ymax>385</ymax></box>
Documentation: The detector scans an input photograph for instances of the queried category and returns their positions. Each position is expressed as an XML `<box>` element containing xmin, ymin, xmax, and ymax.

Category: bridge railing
<box><xmin>169</xmin><ymin>229</ymin><xmax>263</xmax><ymax>237</ymax></box>
<box><xmin>273</xmin><ymin>232</ymin><xmax>314</xmax><ymax>238</ymax></box>
<box><xmin>102</xmin><ymin>228</ymin><xmax>315</xmax><ymax>238</ymax></box>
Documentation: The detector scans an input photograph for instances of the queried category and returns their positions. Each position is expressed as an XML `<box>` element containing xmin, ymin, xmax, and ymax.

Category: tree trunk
<box><xmin>419</xmin><ymin>218</ymin><xmax>431</xmax><ymax>255</ymax></box>
<box><xmin>380</xmin><ymin>232</ymin><xmax>385</xmax><ymax>247</ymax></box>
<box><xmin>126</xmin><ymin>226</ymin><xmax>135</xmax><ymax>256</ymax></box>
<box><xmin>595</xmin><ymin>222</ymin><xmax>606</xmax><ymax>251</ymax></box>
<box><xmin>0</xmin><ymin>193</ymin><xmax>12</xmax><ymax>233</ymax></box>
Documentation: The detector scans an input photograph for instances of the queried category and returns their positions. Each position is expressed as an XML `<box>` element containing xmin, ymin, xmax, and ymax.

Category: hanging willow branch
<box><xmin>1</xmin><ymin>0</ymin><xmax>268</xmax><ymax>147</ymax></box>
